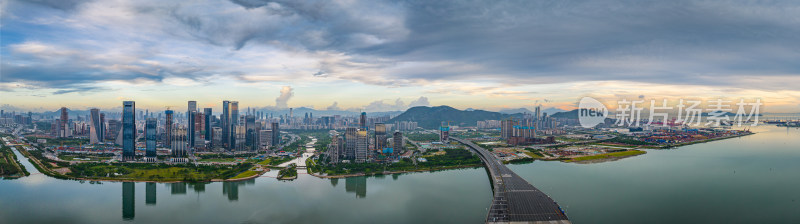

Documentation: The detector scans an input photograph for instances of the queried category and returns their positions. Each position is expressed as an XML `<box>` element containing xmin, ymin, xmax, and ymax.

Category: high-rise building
<box><xmin>204</xmin><ymin>108</ymin><xmax>212</xmax><ymax>141</ymax></box>
<box><xmin>194</xmin><ymin>111</ymin><xmax>205</xmax><ymax>148</ymax></box>
<box><xmin>187</xmin><ymin>101</ymin><xmax>197</xmax><ymax>147</ymax></box>
<box><xmin>439</xmin><ymin>121</ymin><xmax>449</xmax><ymax>142</ymax></box>
<box><xmin>222</xmin><ymin>100</ymin><xmax>231</xmax><ymax>148</ymax></box>
<box><xmin>329</xmin><ymin>135</ymin><xmax>340</xmax><ymax>164</ymax></box>
<box><xmin>359</xmin><ymin>112</ymin><xmax>367</xmax><ymax>130</ymax></box>
<box><xmin>259</xmin><ymin>129</ymin><xmax>272</xmax><ymax>149</ymax></box>
<box><xmin>145</xmin><ymin>117</ymin><xmax>157</xmax><ymax>161</ymax></box>
<box><xmin>245</xmin><ymin>115</ymin><xmax>256</xmax><ymax>151</ymax></box>
<box><xmin>171</xmin><ymin>125</ymin><xmax>187</xmax><ymax>159</ymax></box>
<box><xmin>393</xmin><ymin>131</ymin><xmax>404</xmax><ymax>154</ymax></box>
<box><xmin>501</xmin><ymin>118</ymin><xmax>515</xmax><ymax>139</ymax></box>
<box><xmin>122</xmin><ymin>101</ymin><xmax>136</xmax><ymax>161</ymax></box>
<box><xmin>60</xmin><ymin>107</ymin><xmax>68</xmax><ymax>137</ymax></box>
<box><xmin>212</xmin><ymin>127</ymin><xmax>223</xmax><ymax>147</ymax></box>
<box><xmin>99</xmin><ymin>113</ymin><xmax>106</xmax><ymax>141</ymax></box>
<box><xmin>165</xmin><ymin>110</ymin><xmax>173</xmax><ymax>147</ymax></box>
<box><xmin>89</xmin><ymin>108</ymin><xmax>102</xmax><ymax>144</ymax></box>
<box><xmin>230</xmin><ymin>101</ymin><xmax>239</xmax><ymax>150</ymax></box>
<box><xmin>355</xmin><ymin>129</ymin><xmax>368</xmax><ymax>163</ymax></box>
<box><xmin>375</xmin><ymin>123</ymin><xmax>386</xmax><ymax>150</ymax></box>
<box><xmin>534</xmin><ymin>105</ymin><xmax>541</xmax><ymax>132</ymax></box>
<box><xmin>345</xmin><ymin>127</ymin><xmax>357</xmax><ymax>159</ymax></box>
<box><xmin>271</xmin><ymin>122</ymin><xmax>280</xmax><ymax>146</ymax></box>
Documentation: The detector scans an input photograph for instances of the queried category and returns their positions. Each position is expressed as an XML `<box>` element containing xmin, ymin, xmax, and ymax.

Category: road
<box><xmin>452</xmin><ymin>137</ymin><xmax>570</xmax><ymax>224</ymax></box>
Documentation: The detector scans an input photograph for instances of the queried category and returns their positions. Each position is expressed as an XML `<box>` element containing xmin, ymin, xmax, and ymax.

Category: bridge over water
<box><xmin>452</xmin><ymin>137</ymin><xmax>570</xmax><ymax>224</ymax></box>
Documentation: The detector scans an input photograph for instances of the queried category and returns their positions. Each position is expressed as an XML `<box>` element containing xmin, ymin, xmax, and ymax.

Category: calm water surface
<box><xmin>1</xmin><ymin>126</ymin><xmax>798</xmax><ymax>223</ymax></box>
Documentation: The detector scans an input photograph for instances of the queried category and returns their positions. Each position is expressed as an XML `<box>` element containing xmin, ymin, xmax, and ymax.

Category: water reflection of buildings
<box><xmin>189</xmin><ymin>182</ymin><xmax>207</xmax><ymax>193</ymax></box>
<box><xmin>122</xmin><ymin>182</ymin><xmax>135</xmax><ymax>220</ymax></box>
<box><xmin>330</xmin><ymin>178</ymin><xmax>339</xmax><ymax>187</ymax></box>
<box><xmin>222</xmin><ymin>179</ymin><xmax>255</xmax><ymax>201</ymax></box>
<box><xmin>344</xmin><ymin>176</ymin><xmax>367</xmax><ymax>198</ymax></box>
<box><xmin>171</xmin><ymin>183</ymin><xmax>187</xmax><ymax>195</ymax></box>
<box><xmin>146</xmin><ymin>182</ymin><xmax>156</xmax><ymax>205</ymax></box>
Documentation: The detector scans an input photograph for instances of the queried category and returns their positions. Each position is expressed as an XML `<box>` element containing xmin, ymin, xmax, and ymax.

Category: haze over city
<box><xmin>2</xmin><ymin>0</ymin><xmax>800</xmax><ymax>113</ymax></box>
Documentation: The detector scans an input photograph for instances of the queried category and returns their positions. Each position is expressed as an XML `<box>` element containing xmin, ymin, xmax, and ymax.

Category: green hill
<box><xmin>388</xmin><ymin>106</ymin><xmax>518</xmax><ymax>129</ymax></box>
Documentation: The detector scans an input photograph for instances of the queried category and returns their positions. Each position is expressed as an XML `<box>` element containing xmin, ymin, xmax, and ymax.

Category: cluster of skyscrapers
<box><xmin>500</xmin><ymin>106</ymin><xmax>561</xmax><ymax>145</ymax></box>
<box><xmin>326</xmin><ymin>112</ymin><xmax>406</xmax><ymax>164</ymax></box>
<box><xmin>77</xmin><ymin>100</ymin><xmax>283</xmax><ymax>162</ymax></box>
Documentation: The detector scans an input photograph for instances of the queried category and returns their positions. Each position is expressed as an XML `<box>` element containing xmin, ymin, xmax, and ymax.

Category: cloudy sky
<box><xmin>2</xmin><ymin>0</ymin><xmax>799</xmax><ymax>113</ymax></box>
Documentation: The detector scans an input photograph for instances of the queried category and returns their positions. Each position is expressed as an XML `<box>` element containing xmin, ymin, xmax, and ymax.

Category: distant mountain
<box><xmin>388</xmin><ymin>106</ymin><xmax>519</xmax><ymax>129</ymax></box>
<box><xmin>499</xmin><ymin>107</ymin><xmax>566</xmax><ymax>115</ymax></box>
<box><xmin>252</xmin><ymin>106</ymin><xmax>403</xmax><ymax>117</ymax></box>
<box><xmin>550</xmin><ymin>109</ymin><xmax>579</xmax><ymax>119</ymax></box>
<box><xmin>542</xmin><ymin>107</ymin><xmax>566</xmax><ymax>115</ymax></box>
<box><xmin>499</xmin><ymin>108</ymin><xmax>533</xmax><ymax>114</ymax></box>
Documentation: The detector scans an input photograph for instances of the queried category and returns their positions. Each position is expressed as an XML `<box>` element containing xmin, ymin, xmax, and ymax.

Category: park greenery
<box><xmin>258</xmin><ymin>156</ymin><xmax>293</xmax><ymax>166</ymax></box>
<box><xmin>314</xmin><ymin>148</ymin><xmax>481</xmax><ymax>176</ymax></box>
<box><xmin>67</xmin><ymin>162</ymin><xmax>254</xmax><ymax>182</ymax></box>
<box><xmin>1</xmin><ymin>144</ymin><xmax>29</xmax><ymax>177</ymax></box>
<box><xmin>278</xmin><ymin>164</ymin><xmax>297</xmax><ymax>179</ymax></box>
<box><xmin>602</xmin><ymin>137</ymin><xmax>657</xmax><ymax>146</ymax></box>
<box><xmin>198</xmin><ymin>153</ymin><xmax>257</xmax><ymax>159</ymax></box>
<box><xmin>568</xmin><ymin>150</ymin><xmax>646</xmax><ymax>162</ymax></box>
<box><xmin>25</xmin><ymin>136</ymin><xmax>89</xmax><ymax>146</ymax></box>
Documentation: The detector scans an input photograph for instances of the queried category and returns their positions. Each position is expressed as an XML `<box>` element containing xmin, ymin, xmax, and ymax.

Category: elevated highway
<box><xmin>451</xmin><ymin>137</ymin><xmax>570</xmax><ymax>224</ymax></box>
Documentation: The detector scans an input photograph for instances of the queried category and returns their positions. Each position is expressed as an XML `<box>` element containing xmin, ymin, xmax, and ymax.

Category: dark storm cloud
<box><xmin>214</xmin><ymin>0</ymin><xmax>800</xmax><ymax>89</ymax></box>
<box><xmin>19</xmin><ymin>0</ymin><xmax>93</xmax><ymax>11</ymax></box>
<box><xmin>3</xmin><ymin>0</ymin><xmax>800</xmax><ymax>92</ymax></box>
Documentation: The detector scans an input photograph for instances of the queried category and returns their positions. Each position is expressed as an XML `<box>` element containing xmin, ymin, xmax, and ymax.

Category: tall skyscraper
<box><xmin>375</xmin><ymin>123</ymin><xmax>386</xmax><ymax>150</ymax></box>
<box><xmin>187</xmin><ymin>101</ymin><xmax>197</xmax><ymax>147</ymax></box>
<box><xmin>99</xmin><ymin>113</ymin><xmax>105</xmax><ymax>141</ymax></box>
<box><xmin>222</xmin><ymin>100</ymin><xmax>231</xmax><ymax>148</ymax></box>
<box><xmin>259</xmin><ymin>129</ymin><xmax>272</xmax><ymax>149</ymax></box>
<box><xmin>194</xmin><ymin>111</ymin><xmax>205</xmax><ymax>147</ymax></box>
<box><xmin>165</xmin><ymin>110</ymin><xmax>173</xmax><ymax>147</ymax></box>
<box><xmin>359</xmin><ymin>112</ymin><xmax>367</xmax><ymax>130</ymax></box>
<box><xmin>393</xmin><ymin>131</ymin><xmax>404</xmax><ymax>154</ymax></box>
<box><xmin>230</xmin><ymin>101</ymin><xmax>239</xmax><ymax>150</ymax></box>
<box><xmin>145</xmin><ymin>117</ymin><xmax>157</xmax><ymax>161</ymax></box>
<box><xmin>271</xmin><ymin>122</ymin><xmax>280</xmax><ymax>146</ymax></box>
<box><xmin>501</xmin><ymin>118</ymin><xmax>515</xmax><ymax>139</ymax></box>
<box><xmin>329</xmin><ymin>135</ymin><xmax>340</xmax><ymax>164</ymax></box>
<box><xmin>60</xmin><ymin>107</ymin><xmax>68</xmax><ymax>137</ymax></box>
<box><xmin>203</xmin><ymin>108</ymin><xmax>212</xmax><ymax>141</ymax></box>
<box><xmin>245</xmin><ymin>115</ymin><xmax>256</xmax><ymax>151</ymax></box>
<box><xmin>89</xmin><ymin>108</ymin><xmax>102</xmax><ymax>144</ymax></box>
<box><xmin>122</xmin><ymin>101</ymin><xmax>136</xmax><ymax>161</ymax></box>
<box><xmin>355</xmin><ymin>129</ymin><xmax>368</xmax><ymax>163</ymax></box>
<box><xmin>345</xmin><ymin>127</ymin><xmax>357</xmax><ymax>159</ymax></box>
<box><xmin>171</xmin><ymin>125</ymin><xmax>187</xmax><ymax>159</ymax></box>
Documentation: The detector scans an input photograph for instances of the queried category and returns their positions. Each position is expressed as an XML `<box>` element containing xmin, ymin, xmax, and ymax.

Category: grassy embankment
<box><xmin>68</xmin><ymin>162</ymin><xmax>254</xmax><ymax>182</ymax></box>
<box><xmin>567</xmin><ymin>150</ymin><xmax>646</xmax><ymax>162</ymax></box>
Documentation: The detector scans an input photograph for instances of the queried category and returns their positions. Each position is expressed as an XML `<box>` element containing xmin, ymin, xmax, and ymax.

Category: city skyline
<box><xmin>2</xmin><ymin>0</ymin><xmax>800</xmax><ymax>113</ymax></box>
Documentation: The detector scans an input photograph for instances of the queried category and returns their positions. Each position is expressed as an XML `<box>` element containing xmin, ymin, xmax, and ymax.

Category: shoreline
<box><xmin>307</xmin><ymin>164</ymin><xmax>483</xmax><ymax>179</ymax></box>
<box><xmin>13</xmin><ymin>132</ymin><xmax>755</xmax><ymax>183</ymax></box>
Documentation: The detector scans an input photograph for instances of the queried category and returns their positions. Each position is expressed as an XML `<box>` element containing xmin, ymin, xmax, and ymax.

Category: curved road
<box><xmin>452</xmin><ymin>137</ymin><xmax>570</xmax><ymax>224</ymax></box>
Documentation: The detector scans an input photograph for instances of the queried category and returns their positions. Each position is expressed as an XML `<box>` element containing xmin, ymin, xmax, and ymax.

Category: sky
<box><xmin>1</xmin><ymin>0</ymin><xmax>799</xmax><ymax>113</ymax></box>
